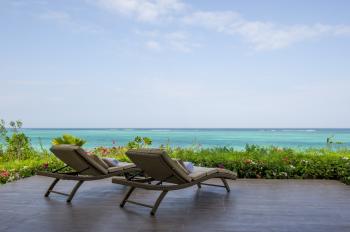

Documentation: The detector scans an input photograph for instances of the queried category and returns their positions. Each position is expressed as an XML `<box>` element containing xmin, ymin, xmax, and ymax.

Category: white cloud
<box><xmin>145</xmin><ymin>40</ymin><xmax>162</xmax><ymax>51</ymax></box>
<box><xmin>96</xmin><ymin>0</ymin><xmax>187</xmax><ymax>22</ymax></box>
<box><xmin>333</xmin><ymin>25</ymin><xmax>350</xmax><ymax>35</ymax></box>
<box><xmin>137</xmin><ymin>30</ymin><xmax>199</xmax><ymax>52</ymax></box>
<box><xmin>183</xmin><ymin>11</ymin><xmax>350</xmax><ymax>50</ymax></box>
<box><xmin>38</xmin><ymin>1</ymin><xmax>350</xmax><ymax>51</ymax></box>
<box><xmin>165</xmin><ymin>31</ymin><xmax>200</xmax><ymax>52</ymax></box>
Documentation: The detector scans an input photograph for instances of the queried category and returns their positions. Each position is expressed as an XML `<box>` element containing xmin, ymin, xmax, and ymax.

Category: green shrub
<box><xmin>169</xmin><ymin>146</ymin><xmax>350</xmax><ymax>184</ymax></box>
<box><xmin>127</xmin><ymin>136</ymin><xmax>152</xmax><ymax>149</ymax></box>
<box><xmin>52</xmin><ymin>134</ymin><xmax>86</xmax><ymax>146</ymax></box>
<box><xmin>88</xmin><ymin>144</ymin><xmax>350</xmax><ymax>185</ymax></box>
<box><xmin>1</xmin><ymin>125</ymin><xmax>350</xmax><ymax>186</ymax></box>
<box><xmin>90</xmin><ymin>146</ymin><xmax>128</xmax><ymax>159</ymax></box>
<box><xmin>1</xmin><ymin>146</ymin><xmax>350</xmax><ymax>185</ymax></box>
<box><xmin>0</xmin><ymin>151</ymin><xmax>63</xmax><ymax>184</ymax></box>
<box><xmin>0</xmin><ymin>119</ymin><xmax>36</xmax><ymax>161</ymax></box>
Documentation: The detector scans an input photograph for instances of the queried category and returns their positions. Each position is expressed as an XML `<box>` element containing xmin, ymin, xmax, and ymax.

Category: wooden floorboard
<box><xmin>0</xmin><ymin>176</ymin><xmax>349</xmax><ymax>232</ymax></box>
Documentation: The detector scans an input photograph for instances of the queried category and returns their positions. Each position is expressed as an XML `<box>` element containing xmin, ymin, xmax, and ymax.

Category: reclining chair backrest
<box><xmin>126</xmin><ymin>149</ymin><xmax>191</xmax><ymax>184</ymax></box>
<box><xmin>50</xmin><ymin>145</ymin><xmax>108</xmax><ymax>175</ymax></box>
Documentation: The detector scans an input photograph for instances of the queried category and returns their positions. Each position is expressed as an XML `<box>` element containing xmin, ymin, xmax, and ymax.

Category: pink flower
<box><xmin>244</xmin><ymin>159</ymin><xmax>253</xmax><ymax>164</ymax></box>
<box><xmin>217</xmin><ymin>164</ymin><xmax>225</xmax><ymax>169</ymax></box>
<box><xmin>43</xmin><ymin>162</ymin><xmax>49</xmax><ymax>169</ymax></box>
<box><xmin>282</xmin><ymin>157</ymin><xmax>289</xmax><ymax>163</ymax></box>
<box><xmin>0</xmin><ymin>170</ymin><xmax>10</xmax><ymax>178</ymax></box>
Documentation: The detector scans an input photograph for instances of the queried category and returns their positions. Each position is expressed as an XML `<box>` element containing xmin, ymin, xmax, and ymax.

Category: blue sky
<box><xmin>1</xmin><ymin>0</ymin><xmax>350</xmax><ymax>128</ymax></box>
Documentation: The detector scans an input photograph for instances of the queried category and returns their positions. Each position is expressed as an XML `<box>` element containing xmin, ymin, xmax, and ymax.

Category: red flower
<box><xmin>0</xmin><ymin>170</ymin><xmax>10</xmax><ymax>178</ymax></box>
<box><xmin>244</xmin><ymin>159</ymin><xmax>253</xmax><ymax>164</ymax></box>
<box><xmin>282</xmin><ymin>157</ymin><xmax>289</xmax><ymax>163</ymax></box>
<box><xmin>217</xmin><ymin>164</ymin><xmax>225</xmax><ymax>169</ymax></box>
<box><xmin>43</xmin><ymin>162</ymin><xmax>49</xmax><ymax>169</ymax></box>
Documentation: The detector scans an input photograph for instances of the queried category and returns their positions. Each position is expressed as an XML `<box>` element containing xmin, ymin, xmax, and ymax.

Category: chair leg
<box><xmin>120</xmin><ymin>187</ymin><xmax>135</xmax><ymax>207</ymax></box>
<box><xmin>197</xmin><ymin>183</ymin><xmax>201</xmax><ymax>188</ymax></box>
<box><xmin>150</xmin><ymin>190</ymin><xmax>168</xmax><ymax>216</ymax></box>
<box><xmin>221</xmin><ymin>178</ymin><xmax>230</xmax><ymax>192</ymax></box>
<box><xmin>45</xmin><ymin>178</ymin><xmax>60</xmax><ymax>197</ymax></box>
<box><xmin>67</xmin><ymin>180</ymin><xmax>84</xmax><ymax>203</ymax></box>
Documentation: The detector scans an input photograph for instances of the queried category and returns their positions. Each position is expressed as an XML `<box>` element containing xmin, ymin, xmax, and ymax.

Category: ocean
<box><xmin>17</xmin><ymin>128</ymin><xmax>350</xmax><ymax>150</ymax></box>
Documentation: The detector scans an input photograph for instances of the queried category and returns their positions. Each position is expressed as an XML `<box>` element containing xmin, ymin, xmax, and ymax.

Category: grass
<box><xmin>1</xmin><ymin>145</ymin><xmax>350</xmax><ymax>185</ymax></box>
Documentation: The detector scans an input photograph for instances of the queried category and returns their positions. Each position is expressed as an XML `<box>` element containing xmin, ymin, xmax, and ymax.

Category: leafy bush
<box><xmin>0</xmin><ymin>119</ymin><xmax>36</xmax><ymax>161</ymax></box>
<box><xmin>0</xmin><ymin>119</ymin><xmax>66</xmax><ymax>184</ymax></box>
<box><xmin>90</xmin><ymin>146</ymin><xmax>128</xmax><ymax>160</ymax></box>
<box><xmin>87</xmin><ymin>143</ymin><xmax>350</xmax><ymax>185</ymax></box>
<box><xmin>127</xmin><ymin>136</ymin><xmax>152</xmax><ymax>149</ymax></box>
<box><xmin>169</xmin><ymin>146</ymin><xmax>350</xmax><ymax>184</ymax></box>
<box><xmin>1</xmin><ymin>128</ymin><xmax>350</xmax><ymax>186</ymax></box>
<box><xmin>52</xmin><ymin>134</ymin><xmax>86</xmax><ymax>146</ymax></box>
<box><xmin>0</xmin><ymin>152</ymin><xmax>63</xmax><ymax>184</ymax></box>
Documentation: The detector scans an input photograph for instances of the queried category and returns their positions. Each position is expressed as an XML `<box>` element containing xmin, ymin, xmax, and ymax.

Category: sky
<box><xmin>1</xmin><ymin>0</ymin><xmax>350</xmax><ymax>128</ymax></box>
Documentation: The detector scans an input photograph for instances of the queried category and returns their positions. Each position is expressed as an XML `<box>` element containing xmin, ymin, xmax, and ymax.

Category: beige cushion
<box><xmin>50</xmin><ymin>145</ymin><xmax>108</xmax><ymax>175</ymax></box>
<box><xmin>189</xmin><ymin>166</ymin><xmax>217</xmax><ymax>180</ymax></box>
<box><xmin>126</xmin><ymin>149</ymin><xmax>192</xmax><ymax>184</ymax></box>
<box><xmin>90</xmin><ymin>155</ymin><xmax>109</xmax><ymax>169</ymax></box>
<box><xmin>172</xmin><ymin>159</ymin><xmax>190</xmax><ymax>175</ymax></box>
<box><xmin>108</xmin><ymin>162</ymin><xmax>136</xmax><ymax>173</ymax></box>
<box><xmin>102</xmin><ymin>158</ymin><xmax>116</xmax><ymax>167</ymax></box>
<box><xmin>125</xmin><ymin>149</ymin><xmax>237</xmax><ymax>183</ymax></box>
<box><xmin>217</xmin><ymin>168</ymin><xmax>238</xmax><ymax>177</ymax></box>
<box><xmin>75</xmin><ymin>147</ymin><xmax>108</xmax><ymax>175</ymax></box>
<box><xmin>189</xmin><ymin>166</ymin><xmax>238</xmax><ymax>180</ymax></box>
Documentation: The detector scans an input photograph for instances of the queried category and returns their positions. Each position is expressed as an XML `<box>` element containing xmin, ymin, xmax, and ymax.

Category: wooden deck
<box><xmin>0</xmin><ymin>176</ymin><xmax>349</xmax><ymax>232</ymax></box>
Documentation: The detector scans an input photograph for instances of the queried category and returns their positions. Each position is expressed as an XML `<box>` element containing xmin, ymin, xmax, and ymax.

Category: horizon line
<box><xmin>19</xmin><ymin>127</ymin><xmax>350</xmax><ymax>130</ymax></box>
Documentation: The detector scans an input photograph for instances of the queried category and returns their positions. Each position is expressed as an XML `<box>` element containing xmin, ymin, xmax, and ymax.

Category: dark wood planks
<box><xmin>0</xmin><ymin>176</ymin><xmax>349</xmax><ymax>232</ymax></box>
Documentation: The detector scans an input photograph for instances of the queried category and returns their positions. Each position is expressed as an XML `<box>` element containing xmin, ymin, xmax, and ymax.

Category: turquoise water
<box><xmin>18</xmin><ymin>128</ymin><xmax>350</xmax><ymax>150</ymax></box>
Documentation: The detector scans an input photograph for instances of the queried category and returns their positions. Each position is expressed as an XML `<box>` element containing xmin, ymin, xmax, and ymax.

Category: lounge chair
<box><xmin>112</xmin><ymin>149</ymin><xmax>237</xmax><ymax>215</ymax></box>
<box><xmin>37</xmin><ymin>145</ymin><xmax>137</xmax><ymax>203</ymax></box>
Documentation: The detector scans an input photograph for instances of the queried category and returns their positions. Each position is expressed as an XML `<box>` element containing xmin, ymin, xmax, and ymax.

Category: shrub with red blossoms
<box><xmin>42</xmin><ymin>162</ymin><xmax>49</xmax><ymax>169</ymax></box>
<box><xmin>217</xmin><ymin>163</ymin><xmax>225</xmax><ymax>169</ymax></box>
<box><xmin>244</xmin><ymin>159</ymin><xmax>253</xmax><ymax>164</ymax></box>
<box><xmin>282</xmin><ymin>157</ymin><xmax>290</xmax><ymax>163</ymax></box>
<box><xmin>0</xmin><ymin>170</ymin><xmax>10</xmax><ymax>178</ymax></box>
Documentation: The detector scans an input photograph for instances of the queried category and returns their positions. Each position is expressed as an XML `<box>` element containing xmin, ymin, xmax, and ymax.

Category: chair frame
<box><xmin>112</xmin><ymin>172</ymin><xmax>235</xmax><ymax>215</ymax></box>
<box><xmin>37</xmin><ymin>165</ymin><xmax>138</xmax><ymax>203</ymax></box>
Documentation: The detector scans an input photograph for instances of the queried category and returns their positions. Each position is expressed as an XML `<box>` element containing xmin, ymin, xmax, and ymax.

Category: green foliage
<box><xmin>91</xmin><ymin>146</ymin><xmax>128</xmax><ymax>159</ymax></box>
<box><xmin>0</xmin><ymin>152</ymin><xmax>63</xmax><ymax>184</ymax></box>
<box><xmin>169</xmin><ymin>146</ymin><xmax>350</xmax><ymax>184</ymax></box>
<box><xmin>52</xmin><ymin>134</ymin><xmax>86</xmax><ymax>146</ymax></box>
<box><xmin>1</xmin><ymin>124</ymin><xmax>350</xmax><ymax>186</ymax></box>
<box><xmin>326</xmin><ymin>135</ymin><xmax>344</xmax><ymax>145</ymax></box>
<box><xmin>1</xmin><ymin>145</ymin><xmax>350</xmax><ymax>185</ymax></box>
<box><xmin>0</xmin><ymin>119</ymin><xmax>35</xmax><ymax>161</ymax></box>
<box><xmin>127</xmin><ymin>136</ymin><xmax>153</xmax><ymax>149</ymax></box>
<box><xmin>88</xmin><ymin>144</ymin><xmax>350</xmax><ymax>185</ymax></box>
<box><xmin>0</xmin><ymin>119</ymin><xmax>65</xmax><ymax>184</ymax></box>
